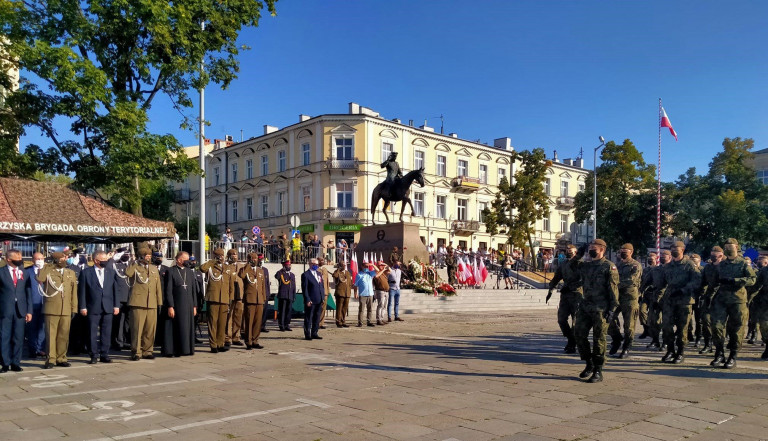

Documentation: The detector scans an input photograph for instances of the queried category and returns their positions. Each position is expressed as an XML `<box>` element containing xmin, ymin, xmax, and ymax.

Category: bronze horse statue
<box><xmin>371</xmin><ymin>168</ymin><xmax>425</xmax><ymax>224</ymax></box>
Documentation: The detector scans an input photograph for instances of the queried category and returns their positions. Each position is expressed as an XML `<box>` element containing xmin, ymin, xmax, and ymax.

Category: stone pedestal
<box><xmin>354</xmin><ymin>222</ymin><xmax>428</xmax><ymax>264</ymax></box>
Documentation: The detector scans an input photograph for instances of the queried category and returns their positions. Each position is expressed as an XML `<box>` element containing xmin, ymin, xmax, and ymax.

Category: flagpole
<box><xmin>657</xmin><ymin>98</ymin><xmax>662</xmax><ymax>255</ymax></box>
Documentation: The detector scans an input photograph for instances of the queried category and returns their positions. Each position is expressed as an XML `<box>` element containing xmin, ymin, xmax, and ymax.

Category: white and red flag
<box><xmin>479</xmin><ymin>258</ymin><xmax>488</xmax><ymax>283</ymax></box>
<box><xmin>350</xmin><ymin>253</ymin><xmax>358</xmax><ymax>283</ymax></box>
<box><xmin>661</xmin><ymin>107</ymin><xmax>678</xmax><ymax>141</ymax></box>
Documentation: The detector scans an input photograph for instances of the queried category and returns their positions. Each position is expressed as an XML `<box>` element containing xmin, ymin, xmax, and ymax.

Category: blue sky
<box><xmin>22</xmin><ymin>1</ymin><xmax>768</xmax><ymax>181</ymax></box>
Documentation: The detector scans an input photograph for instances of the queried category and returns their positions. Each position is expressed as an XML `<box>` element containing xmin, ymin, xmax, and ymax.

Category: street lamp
<box><xmin>592</xmin><ymin>136</ymin><xmax>605</xmax><ymax>242</ymax></box>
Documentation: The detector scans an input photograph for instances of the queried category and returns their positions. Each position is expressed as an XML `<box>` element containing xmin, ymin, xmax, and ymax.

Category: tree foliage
<box><xmin>0</xmin><ymin>0</ymin><xmax>277</xmax><ymax>215</ymax></box>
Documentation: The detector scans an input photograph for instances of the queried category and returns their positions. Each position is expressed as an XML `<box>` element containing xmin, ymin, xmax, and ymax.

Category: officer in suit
<box><xmin>301</xmin><ymin>258</ymin><xmax>325</xmax><ymax>341</ymax></box>
<box><xmin>78</xmin><ymin>251</ymin><xmax>119</xmax><ymax>364</ymax></box>
<box><xmin>237</xmin><ymin>253</ymin><xmax>267</xmax><ymax>349</ymax></box>
<box><xmin>333</xmin><ymin>262</ymin><xmax>353</xmax><ymax>328</ymax></box>
<box><xmin>0</xmin><ymin>249</ymin><xmax>33</xmax><ymax>372</ymax></box>
<box><xmin>125</xmin><ymin>247</ymin><xmax>163</xmax><ymax>360</ymax></box>
<box><xmin>110</xmin><ymin>247</ymin><xmax>132</xmax><ymax>350</ymax></box>
<box><xmin>199</xmin><ymin>248</ymin><xmax>233</xmax><ymax>353</ymax></box>
<box><xmin>38</xmin><ymin>252</ymin><xmax>78</xmax><ymax>369</ymax></box>
<box><xmin>25</xmin><ymin>253</ymin><xmax>46</xmax><ymax>358</ymax></box>
<box><xmin>275</xmin><ymin>259</ymin><xmax>296</xmax><ymax>331</ymax></box>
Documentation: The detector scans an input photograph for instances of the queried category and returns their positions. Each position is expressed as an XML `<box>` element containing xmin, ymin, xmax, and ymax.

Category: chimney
<box><xmin>359</xmin><ymin>106</ymin><xmax>380</xmax><ymax>117</ymax></box>
<box><xmin>553</xmin><ymin>150</ymin><xmax>559</xmax><ymax>162</ymax></box>
<box><xmin>225</xmin><ymin>135</ymin><xmax>233</xmax><ymax>142</ymax></box>
<box><xmin>392</xmin><ymin>118</ymin><xmax>401</xmax><ymax>124</ymax></box>
<box><xmin>493</xmin><ymin>137</ymin><xmax>513</xmax><ymax>151</ymax></box>
<box><xmin>420</xmin><ymin>124</ymin><xmax>434</xmax><ymax>132</ymax></box>
<box><xmin>573</xmin><ymin>158</ymin><xmax>584</xmax><ymax>168</ymax></box>
<box><xmin>299</xmin><ymin>114</ymin><xmax>311</xmax><ymax>122</ymax></box>
<box><xmin>408</xmin><ymin>119</ymin><xmax>414</xmax><ymax>127</ymax></box>
<box><xmin>263</xmin><ymin>125</ymin><xmax>278</xmax><ymax>135</ymax></box>
<box><xmin>449</xmin><ymin>133</ymin><xmax>458</xmax><ymax>138</ymax></box>
<box><xmin>563</xmin><ymin>158</ymin><xmax>572</xmax><ymax>166</ymax></box>
<box><xmin>348</xmin><ymin>102</ymin><xmax>360</xmax><ymax>114</ymax></box>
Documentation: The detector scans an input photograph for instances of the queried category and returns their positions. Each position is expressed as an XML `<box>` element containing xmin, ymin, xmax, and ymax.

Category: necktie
<box><xmin>12</xmin><ymin>269</ymin><xmax>17</xmax><ymax>287</ymax></box>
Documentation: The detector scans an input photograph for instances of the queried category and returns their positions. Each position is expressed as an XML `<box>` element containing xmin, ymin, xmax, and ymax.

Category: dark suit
<box><xmin>0</xmin><ymin>265</ymin><xmax>32</xmax><ymax>367</ymax></box>
<box><xmin>260</xmin><ymin>266</ymin><xmax>271</xmax><ymax>331</ymax></box>
<box><xmin>25</xmin><ymin>266</ymin><xmax>45</xmax><ymax>355</ymax></box>
<box><xmin>78</xmin><ymin>266</ymin><xmax>117</xmax><ymax>357</ymax></box>
<box><xmin>300</xmin><ymin>269</ymin><xmax>325</xmax><ymax>339</ymax></box>
<box><xmin>275</xmin><ymin>268</ymin><xmax>296</xmax><ymax>330</ymax></box>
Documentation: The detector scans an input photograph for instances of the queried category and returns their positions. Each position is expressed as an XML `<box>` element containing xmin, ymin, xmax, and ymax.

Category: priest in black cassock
<box><xmin>161</xmin><ymin>252</ymin><xmax>198</xmax><ymax>357</ymax></box>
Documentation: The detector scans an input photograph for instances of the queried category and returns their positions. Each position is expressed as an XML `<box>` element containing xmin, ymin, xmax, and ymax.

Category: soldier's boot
<box><xmin>618</xmin><ymin>338</ymin><xmax>631</xmax><ymax>359</ymax></box>
<box><xmin>579</xmin><ymin>362</ymin><xmax>594</xmax><ymax>379</ymax></box>
<box><xmin>747</xmin><ymin>325</ymin><xmax>757</xmax><ymax>345</ymax></box>
<box><xmin>673</xmin><ymin>345</ymin><xmax>685</xmax><ymax>364</ymax></box>
<box><xmin>723</xmin><ymin>350</ymin><xmax>737</xmax><ymax>369</ymax></box>
<box><xmin>587</xmin><ymin>367</ymin><xmax>603</xmax><ymax>383</ymax></box>
<box><xmin>693</xmin><ymin>337</ymin><xmax>701</xmax><ymax>349</ymax></box>
<box><xmin>638</xmin><ymin>326</ymin><xmax>649</xmax><ymax>340</ymax></box>
<box><xmin>661</xmin><ymin>348</ymin><xmax>675</xmax><ymax>363</ymax></box>
<box><xmin>761</xmin><ymin>347</ymin><xmax>768</xmax><ymax>360</ymax></box>
<box><xmin>710</xmin><ymin>349</ymin><xmax>725</xmax><ymax>367</ymax></box>
<box><xmin>646</xmin><ymin>339</ymin><xmax>660</xmax><ymax>350</ymax></box>
<box><xmin>699</xmin><ymin>338</ymin><xmax>711</xmax><ymax>354</ymax></box>
<box><xmin>564</xmin><ymin>338</ymin><xmax>577</xmax><ymax>354</ymax></box>
<box><xmin>608</xmin><ymin>340</ymin><xmax>621</xmax><ymax>356</ymax></box>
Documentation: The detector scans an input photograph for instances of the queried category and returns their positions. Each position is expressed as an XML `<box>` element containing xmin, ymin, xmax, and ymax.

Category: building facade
<box><xmin>172</xmin><ymin>103</ymin><xmax>592</xmax><ymax>255</ymax></box>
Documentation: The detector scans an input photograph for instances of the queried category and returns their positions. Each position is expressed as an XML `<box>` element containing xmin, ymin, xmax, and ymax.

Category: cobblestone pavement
<box><xmin>1</xmin><ymin>311</ymin><xmax>767</xmax><ymax>441</ymax></box>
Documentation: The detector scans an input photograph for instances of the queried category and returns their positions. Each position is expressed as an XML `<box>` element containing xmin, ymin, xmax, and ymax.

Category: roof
<box><xmin>754</xmin><ymin>147</ymin><xmax>768</xmax><ymax>155</ymax></box>
<box><xmin>0</xmin><ymin>178</ymin><xmax>174</xmax><ymax>242</ymax></box>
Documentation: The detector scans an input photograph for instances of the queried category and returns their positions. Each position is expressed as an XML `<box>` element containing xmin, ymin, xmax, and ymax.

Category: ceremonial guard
<box><xmin>333</xmin><ymin>262</ymin><xmax>353</xmax><ymax>328</ymax></box>
<box><xmin>161</xmin><ymin>252</ymin><xmax>198</xmax><ymax>357</ymax></box>
<box><xmin>125</xmin><ymin>247</ymin><xmax>163</xmax><ymax>360</ymax></box>
<box><xmin>110</xmin><ymin>248</ymin><xmax>132</xmax><ymax>350</ymax></box>
<box><xmin>275</xmin><ymin>259</ymin><xmax>296</xmax><ymax>331</ymax></box>
<box><xmin>608</xmin><ymin>243</ymin><xmax>643</xmax><ymax>359</ymax></box>
<box><xmin>659</xmin><ymin>241</ymin><xmax>701</xmax><ymax>364</ymax></box>
<box><xmin>546</xmin><ymin>244</ymin><xmax>582</xmax><ymax>354</ymax></box>
<box><xmin>238</xmin><ymin>253</ymin><xmax>267</xmax><ymax>349</ymax></box>
<box><xmin>225</xmin><ymin>249</ymin><xmax>244</xmax><ymax>347</ymax></box>
<box><xmin>38</xmin><ymin>252</ymin><xmax>78</xmax><ymax>369</ymax></box>
<box><xmin>199</xmin><ymin>249</ymin><xmax>233</xmax><ymax>353</ymax></box>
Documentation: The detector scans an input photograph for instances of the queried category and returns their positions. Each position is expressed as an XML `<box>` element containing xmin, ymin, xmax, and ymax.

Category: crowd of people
<box><xmin>212</xmin><ymin>228</ymin><xmax>352</xmax><ymax>265</ymax></box>
<box><xmin>546</xmin><ymin>238</ymin><xmax>766</xmax><ymax>383</ymax></box>
<box><xmin>0</xmin><ymin>244</ymin><xmax>407</xmax><ymax>372</ymax></box>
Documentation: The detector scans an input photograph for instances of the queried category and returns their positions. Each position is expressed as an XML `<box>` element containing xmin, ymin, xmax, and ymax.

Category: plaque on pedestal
<box><xmin>353</xmin><ymin>222</ymin><xmax>427</xmax><ymax>264</ymax></box>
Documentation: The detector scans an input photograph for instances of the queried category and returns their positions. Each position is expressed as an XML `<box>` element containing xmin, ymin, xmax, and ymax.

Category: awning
<box><xmin>0</xmin><ymin>177</ymin><xmax>175</xmax><ymax>243</ymax></box>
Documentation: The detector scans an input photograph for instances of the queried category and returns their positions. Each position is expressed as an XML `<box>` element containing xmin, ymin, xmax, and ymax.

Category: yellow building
<box><xmin>749</xmin><ymin>148</ymin><xmax>768</xmax><ymax>184</ymax></box>
<box><xmin>172</xmin><ymin>103</ymin><xmax>592</xmax><ymax>255</ymax></box>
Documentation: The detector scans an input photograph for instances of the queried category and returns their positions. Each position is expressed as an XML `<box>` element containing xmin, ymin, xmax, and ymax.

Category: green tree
<box><xmin>1</xmin><ymin>0</ymin><xmax>277</xmax><ymax>214</ymax></box>
<box><xmin>485</xmin><ymin>148</ymin><xmax>551</xmax><ymax>269</ymax></box>
<box><xmin>573</xmin><ymin>139</ymin><xmax>658</xmax><ymax>253</ymax></box>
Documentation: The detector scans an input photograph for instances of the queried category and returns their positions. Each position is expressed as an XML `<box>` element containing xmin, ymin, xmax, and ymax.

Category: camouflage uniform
<box><xmin>640</xmin><ymin>264</ymin><xmax>666</xmax><ymax>347</ymax></box>
<box><xmin>748</xmin><ymin>265</ymin><xmax>768</xmax><ymax>359</ymax></box>
<box><xmin>660</xmin><ymin>257</ymin><xmax>701</xmax><ymax>358</ymax></box>
<box><xmin>711</xmin><ymin>254</ymin><xmax>755</xmax><ymax>361</ymax></box>
<box><xmin>574</xmin><ymin>256</ymin><xmax>619</xmax><ymax>369</ymax></box>
<box><xmin>638</xmin><ymin>265</ymin><xmax>653</xmax><ymax>336</ymax></box>
<box><xmin>698</xmin><ymin>261</ymin><xmax>721</xmax><ymax>352</ymax></box>
<box><xmin>548</xmin><ymin>255</ymin><xmax>583</xmax><ymax>351</ymax></box>
<box><xmin>608</xmin><ymin>256</ymin><xmax>642</xmax><ymax>353</ymax></box>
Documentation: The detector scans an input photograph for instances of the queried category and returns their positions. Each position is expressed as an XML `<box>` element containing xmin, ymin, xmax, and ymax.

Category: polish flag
<box><xmin>350</xmin><ymin>253</ymin><xmax>358</xmax><ymax>283</ymax></box>
<box><xmin>661</xmin><ymin>107</ymin><xmax>678</xmax><ymax>141</ymax></box>
<box><xmin>457</xmin><ymin>258</ymin><xmax>466</xmax><ymax>283</ymax></box>
<box><xmin>479</xmin><ymin>258</ymin><xmax>488</xmax><ymax>283</ymax></box>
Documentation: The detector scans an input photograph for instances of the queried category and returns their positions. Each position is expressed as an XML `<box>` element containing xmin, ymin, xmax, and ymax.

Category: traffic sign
<box><xmin>290</xmin><ymin>215</ymin><xmax>300</xmax><ymax>228</ymax></box>
<box><xmin>251</xmin><ymin>226</ymin><xmax>261</xmax><ymax>235</ymax></box>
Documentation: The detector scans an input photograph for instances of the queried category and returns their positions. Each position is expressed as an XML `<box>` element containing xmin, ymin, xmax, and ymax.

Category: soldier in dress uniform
<box><xmin>224</xmin><ymin>249</ymin><xmax>244</xmax><ymax>347</ymax></box>
<box><xmin>125</xmin><ymin>247</ymin><xmax>163</xmax><ymax>360</ymax></box>
<box><xmin>275</xmin><ymin>259</ymin><xmax>296</xmax><ymax>331</ymax></box>
<box><xmin>152</xmin><ymin>250</ymin><xmax>169</xmax><ymax>346</ymax></box>
<box><xmin>199</xmin><ymin>248</ymin><xmax>233</xmax><ymax>353</ymax></box>
<box><xmin>238</xmin><ymin>252</ymin><xmax>267</xmax><ymax>349</ymax></box>
<box><xmin>110</xmin><ymin>248</ymin><xmax>132</xmax><ymax>350</ymax></box>
<box><xmin>38</xmin><ymin>252</ymin><xmax>78</xmax><ymax>369</ymax></box>
<box><xmin>333</xmin><ymin>261</ymin><xmax>353</xmax><ymax>328</ymax></box>
<box><xmin>257</xmin><ymin>253</ymin><xmax>271</xmax><ymax>334</ymax></box>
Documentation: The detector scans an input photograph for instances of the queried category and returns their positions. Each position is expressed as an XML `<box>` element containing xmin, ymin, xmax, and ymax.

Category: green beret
<box><xmin>711</xmin><ymin>246</ymin><xmax>723</xmax><ymax>253</ymax></box>
<box><xmin>248</xmin><ymin>252</ymin><xmax>259</xmax><ymax>261</ymax></box>
<box><xmin>138</xmin><ymin>247</ymin><xmax>151</xmax><ymax>257</ymax></box>
<box><xmin>591</xmin><ymin>239</ymin><xmax>607</xmax><ymax>247</ymax></box>
<box><xmin>673</xmin><ymin>241</ymin><xmax>685</xmax><ymax>249</ymax></box>
<box><xmin>226</xmin><ymin>249</ymin><xmax>238</xmax><ymax>257</ymax></box>
<box><xmin>724</xmin><ymin>238</ymin><xmax>739</xmax><ymax>246</ymax></box>
<box><xmin>691</xmin><ymin>253</ymin><xmax>701</xmax><ymax>259</ymax></box>
<box><xmin>620</xmin><ymin>243</ymin><xmax>633</xmax><ymax>251</ymax></box>
<box><xmin>213</xmin><ymin>248</ymin><xmax>225</xmax><ymax>257</ymax></box>
<box><xmin>661</xmin><ymin>249</ymin><xmax>671</xmax><ymax>255</ymax></box>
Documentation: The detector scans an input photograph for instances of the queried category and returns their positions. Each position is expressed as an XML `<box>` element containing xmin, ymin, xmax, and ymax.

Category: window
<box><xmin>479</xmin><ymin>164</ymin><xmax>487</xmax><ymax>184</ymax></box>
<box><xmin>561</xmin><ymin>180</ymin><xmax>569</xmax><ymax>197</ymax></box>
<box><xmin>231</xmin><ymin>200</ymin><xmax>238</xmax><ymax>222</ymax></box>
<box><xmin>414</xmin><ymin>192</ymin><xmax>424</xmax><ymax>216</ymax></box>
<box><xmin>302</xmin><ymin>186</ymin><xmax>311</xmax><ymax>212</ymax></box>
<box><xmin>578</xmin><ymin>182</ymin><xmax>585</xmax><ymax>192</ymax></box>
<box><xmin>544</xmin><ymin>178</ymin><xmax>551</xmax><ymax>195</ymax></box>
<box><xmin>277</xmin><ymin>192</ymin><xmax>285</xmax><ymax>215</ymax></box>
<box><xmin>459</xmin><ymin>240</ymin><xmax>467</xmax><ymax>250</ymax></box>
<box><xmin>302</xmin><ymin>143</ymin><xmax>311</xmax><ymax>166</ymax></box>
<box><xmin>457</xmin><ymin>199</ymin><xmax>468</xmax><ymax>221</ymax></box>
<box><xmin>560</xmin><ymin>214</ymin><xmax>568</xmax><ymax>233</ymax></box>
<box><xmin>458</xmin><ymin>160</ymin><xmax>468</xmax><ymax>177</ymax></box>
<box><xmin>278</xmin><ymin>150</ymin><xmax>286</xmax><ymax>172</ymax></box>
<box><xmin>542</xmin><ymin>216</ymin><xmax>550</xmax><ymax>231</ymax></box>
<box><xmin>479</xmin><ymin>202</ymin><xmax>488</xmax><ymax>223</ymax></box>
<box><xmin>336</xmin><ymin>183</ymin><xmax>353</xmax><ymax>208</ymax></box>
<box><xmin>436</xmin><ymin>195</ymin><xmax>446</xmax><ymax>219</ymax></box>
<box><xmin>437</xmin><ymin>155</ymin><xmax>446</xmax><ymax>177</ymax></box>
<box><xmin>231</xmin><ymin>163</ymin><xmax>238</xmax><ymax>183</ymax></box>
<box><xmin>213</xmin><ymin>203</ymin><xmax>220</xmax><ymax>224</ymax></box>
<box><xmin>260</xmin><ymin>195</ymin><xmax>268</xmax><ymax>218</ymax></box>
<box><xmin>479</xmin><ymin>242</ymin><xmax>487</xmax><ymax>251</ymax></box>
<box><xmin>758</xmin><ymin>170</ymin><xmax>768</xmax><ymax>185</ymax></box>
<box><xmin>245</xmin><ymin>159</ymin><xmax>253</xmax><ymax>179</ymax></box>
<box><xmin>382</xmin><ymin>142</ymin><xmax>393</xmax><ymax>163</ymax></box>
<box><xmin>498</xmin><ymin>167</ymin><xmax>506</xmax><ymax>184</ymax></box>
<box><xmin>246</xmin><ymin>198</ymin><xmax>253</xmax><ymax>220</ymax></box>
<box><xmin>213</xmin><ymin>167</ymin><xmax>220</xmax><ymax>186</ymax></box>
<box><xmin>414</xmin><ymin>150</ymin><xmax>425</xmax><ymax>170</ymax></box>
<box><xmin>334</xmin><ymin>136</ymin><xmax>354</xmax><ymax>160</ymax></box>
<box><xmin>261</xmin><ymin>155</ymin><xmax>268</xmax><ymax>176</ymax></box>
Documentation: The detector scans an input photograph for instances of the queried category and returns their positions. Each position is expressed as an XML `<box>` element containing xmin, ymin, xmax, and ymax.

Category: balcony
<box><xmin>324</xmin><ymin>207</ymin><xmax>363</xmax><ymax>220</ymax></box>
<box><xmin>557</xmin><ymin>196</ymin><xmax>575</xmax><ymax>207</ymax></box>
<box><xmin>324</xmin><ymin>157</ymin><xmax>360</xmax><ymax>171</ymax></box>
<box><xmin>451</xmin><ymin>220</ymin><xmax>480</xmax><ymax>235</ymax></box>
<box><xmin>451</xmin><ymin>176</ymin><xmax>481</xmax><ymax>193</ymax></box>
<box><xmin>174</xmin><ymin>189</ymin><xmax>191</xmax><ymax>202</ymax></box>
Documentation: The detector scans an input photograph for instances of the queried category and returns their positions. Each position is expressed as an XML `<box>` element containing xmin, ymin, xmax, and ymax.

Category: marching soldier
<box><xmin>659</xmin><ymin>241</ymin><xmax>701</xmax><ymax>364</ymax></box>
<box><xmin>275</xmin><ymin>259</ymin><xmax>296</xmax><ymax>331</ymax></box>
<box><xmin>698</xmin><ymin>246</ymin><xmax>723</xmax><ymax>355</ymax></box>
<box><xmin>750</xmin><ymin>255</ymin><xmax>768</xmax><ymax>360</ymax></box>
<box><xmin>637</xmin><ymin>251</ymin><xmax>658</xmax><ymax>340</ymax></box>
<box><xmin>333</xmin><ymin>261</ymin><xmax>353</xmax><ymax>328</ymax></box>
<box><xmin>608</xmin><ymin>243</ymin><xmax>643</xmax><ymax>359</ymax></box>
<box><xmin>238</xmin><ymin>253</ymin><xmax>267</xmax><ymax>349</ymax></box>
<box><xmin>642</xmin><ymin>250</ymin><xmax>669</xmax><ymax>350</ymax></box>
<box><xmin>125</xmin><ymin>247</ymin><xmax>163</xmax><ymax>361</ymax></box>
<box><xmin>710</xmin><ymin>238</ymin><xmax>755</xmax><ymax>369</ymax></box>
<box><xmin>225</xmin><ymin>249</ymin><xmax>244</xmax><ymax>347</ymax></box>
<box><xmin>38</xmin><ymin>252</ymin><xmax>78</xmax><ymax>369</ymax></box>
<box><xmin>546</xmin><ymin>244</ymin><xmax>582</xmax><ymax>354</ymax></box>
<box><xmin>747</xmin><ymin>255</ymin><xmax>768</xmax><ymax>346</ymax></box>
<box><xmin>574</xmin><ymin>239</ymin><xmax>619</xmax><ymax>383</ymax></box>
<box><xmin>688</xmin><ymin>253</ymin><xmax>703</xmax><ymax>347</ymax></box>
<box><xmin>199</xmin><ymin>249</ymin><xmax>234</xmax><ymax>353</ymax></box>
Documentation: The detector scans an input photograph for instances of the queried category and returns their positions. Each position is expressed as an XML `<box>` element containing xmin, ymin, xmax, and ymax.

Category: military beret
<box><xmin>257</xmin><ymin>253</ymin><xmax>264</xmax><ymax>258</ymax></box>
<box><xmin>138</xmin><ymin>247</ymin><xmax>152</xmax><ymax>257</ymax></box>
<box><xmin>213</xmin><ymin>248</ymin><xmax>225</xmax><ymax>257</ymax></box>
<box><xmin>226</xmin><ymin>248</ymin><xmax>238</xmax><ymax>256</ymax></box>
<box><xmin>620</xmin><ymin>243</ymin><xmax>633</xmax><ymax>251</ymax></box>
<box><xmin>673</xmin><ymin>241</ymin><xmax>685</xmax><ymax>249</ymax></box>
<box><xmin>691</xmin><ymin>253</ymin><xmax>701</xmax><ymax>260</ymax></box>
<box><xmin>283</xmin><ymin>259</ymin><xmax>291</xmax><ymax>264</ymax></box>
<box><xmin>711</xmin><ymin>246</ymin><xmax>723</xmax><ymax>253</ymax></box>
<box><xmin>660</xmin><ymin>249</ymin><xmax>671</xmax><ymax>255</ymax></box>
<box><xmin>248</xmin><ymin>252</ymin><xmax>259</xmax><ymax>261</ymax></box>
<box><xmin>591</xmin><ymin>239</ymin><xmax>607</xmax><ymax>247</ymax></box>
<box><xmin>51</xmin><ymin>252</ymin><xmax>65</xmax><ymax>260</ymax></box>
<box><xmin>724</xmin><ymin>238</ymin><xmax>739</xmax><ymax>246</ymax></box>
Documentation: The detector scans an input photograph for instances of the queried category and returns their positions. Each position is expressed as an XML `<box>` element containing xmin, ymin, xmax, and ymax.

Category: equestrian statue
<box><xmin>371</xmin><ymin>152</ymin><xmax>425</xmax><ymax>224</ymax></box>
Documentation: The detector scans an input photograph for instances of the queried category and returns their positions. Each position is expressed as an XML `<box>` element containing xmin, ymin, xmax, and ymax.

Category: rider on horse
<box><xmin>381</xmin><ymin>152</ymin><xmax>403</xmax><ymax>186</ymax></box>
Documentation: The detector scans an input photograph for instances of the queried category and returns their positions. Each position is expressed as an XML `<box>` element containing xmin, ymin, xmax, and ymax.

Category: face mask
<box><xmin>588</xmin><ymin>250</ymin><xmax>598</xmax><ymax>259</ymax></box>
<box><xmin>66</xmin><ymin>257</ymin><xmax>75</xmax><ymax>265</ymax></box>
<box><xmin>249</xmin><ymin>261</ymin><xmax>257</xmax><ymax>267</ymax></box>
<box><xmin>153</xmin><ymin>258</ymin><xmax>163</xmax><ymax>265</ymax></box>
<box><xmin>228</xmin><ymin>256</ymin><xmax>236</xmax><ymax>263</ymax></box>
<box><xmin>34</xmin><ymin>259</ymin><xmax>45</xmax><ymax>269</ymax></box>
<box><xmin>671</xmin><ymin>250</ymin><xmax>681</xmax><ymax>259</ymax></box>
<box><xmin>284</xmin><ymin>265</ymin><xmax>291</xmax><ymax>271</ymax></box>
<box><xmin>311</xmin><ymin>264</ymin><xmax>319</xmax><ymax>271</ymax></box>
<box><xmin>393</xmin><ymin>265</ymin><xmax>399</xmax><ymax>269</ymax></box>
<box><xmin>183</xmin><ymin>260</ymin><xmax>192</xmax><ymax>268</ymax></box>
<box><xmin>93</xmin><ymin>260</ymin><xmax>102</xmax><ymax>268</ymax></box>
<box><xmin>724</xmin><ymin>248</ymin><xmax>737</xmax><ymax>258</ymax></box>
<box><xmin>566</xmin><ymin>253</ymin><xmax>575</xmax><ymax>259</ymax></box>
<box><xmin>257</xmin><ymin>260</ymin><xmax>263</xmax><ymax>267</ymax></box>
<box><xmin>56</xmin><ymin>260</ymin><xmax>68</xmax><ymax>268</ymax></box>
<box><xmin>620</xmin><ymin>252</ymin><xmax>629</xmax><ymax>260</ymax></box>
<box><xmin>120</xmin><ymin>255</ymin><xmax>130</xmax><ymax>262</ymax></box>
<box><xmin>10</xmin><ymin>259</ymin><xmax>23</xmax><ymax>267</ymax></box>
